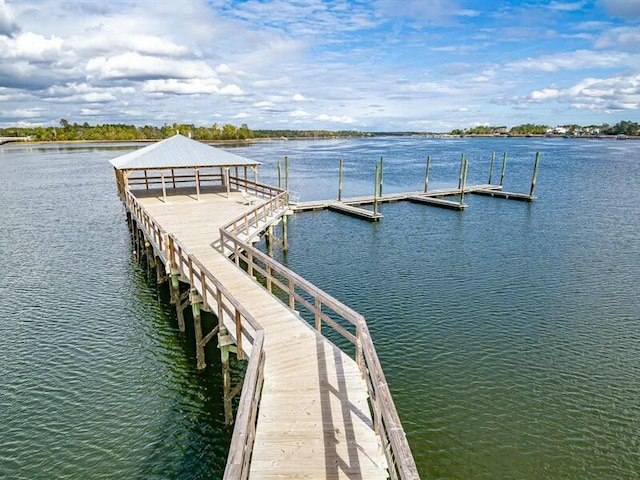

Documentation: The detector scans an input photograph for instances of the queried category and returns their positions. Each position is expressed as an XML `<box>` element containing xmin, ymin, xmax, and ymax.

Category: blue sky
<box><xmin>1</xmin><ymin>0</ymin><xmax>639</xmax><ymax>131</ymax></box>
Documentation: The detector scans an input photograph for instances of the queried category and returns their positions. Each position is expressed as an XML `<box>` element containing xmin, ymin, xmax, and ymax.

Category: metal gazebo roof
<box><xmin>109</xmin><ymin>133</ymin><xmax>260</xmax><ymax>170</ymax></box>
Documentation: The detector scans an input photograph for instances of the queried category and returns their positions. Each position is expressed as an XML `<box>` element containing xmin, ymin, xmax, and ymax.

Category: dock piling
<box><xmin>277</xmin><ymin>160</ymin><xmax>282</xmax><ymax>189</ymax></box>
<box><xmin>424</xmin><ymin>155</ymin><xmax>431</xmax><ymax>193</ymax></box>
<box><xmin>374</xmin><ymin>164</ymin><xmax>380</xmax><ymax>215</ymax></box>
<box><xmin>191</xmin><ymin>289</ymin><xmax>206</xmax><ymax>370</ymax></box>
<box><xmin>500</xmin><ymin>152</ymin><xmax>508</xmax><ymax>187</ymax></box>
<box><xmin>284</xmin><ymin>156</ymin><xmax>289</xmax><ymax>193</ymax></box>
<box><xmin>282</xmin><ymin>215</ymin><xmax>288</xmax><ymax>252</ymax></box>
<box><xmin>338</xmin><ymin>158</ymin><xmax>343</xmax><ymax>201</ymax></box>
<box><xmin>218</xmin><ymin>327</ymin><xmax>234</xmax><ymax>425</ymax></box>
<box><xmin>530</xmin><ymin>152</ymin><xmax>540</xmax><ymax>198</ymax></box>
<box><xmin>379</xmin><ymin>157</ymin><xmax>384</xmax><ymax>197</ymax></box>
<box><xmin>488</xmin><ymin>151</ymin><xmax>495</xmax><ymax>184</ymax></box>
<box><xmin>458</xmin><ymin>153</ymin><xmax>466</xmax><ymax>190</ymax></box>
<box><xmin>460</xmin><ymin>159</ymin><xmax>468</xmax><ymax>206</ymax></box>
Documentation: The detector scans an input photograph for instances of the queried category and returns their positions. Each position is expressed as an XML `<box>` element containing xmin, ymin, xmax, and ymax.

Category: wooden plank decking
<box><xmin>133</xmin><ymin>186</ymin><xmax>388</xmax><ymax>479</ymax></box>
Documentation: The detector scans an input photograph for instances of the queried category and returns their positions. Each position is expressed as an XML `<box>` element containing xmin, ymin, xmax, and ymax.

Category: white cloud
<box><xmin>233</xmin><ymin>112</ymin><xmax>250</xmax><ymax>118</ymax></box>
<box><xmin>254</xmin><ymin>101</ymin><xmax>276</xmax><ymax>108</ymax></box>
<box><xmin>253</xmin><ymin>77</ymin><xmax>292</xmax><ymax>88</ymax></box>
<box><xmin>0</xmin><ymin>32</ymin><xmax>64</xmax><ymax>61</ymax></box>
<box><xmin>219</xmin><ymin>84</ymin><xmax>245</xmax><ymax>96</ymax></box>
<box><xmin>375</xmin><ymin>0</ymin><xmax>478</xmax><ymax>26</ymax></box>
<box><xmin>1</xmin><ymin>107</ymin><xmax>44</xmax><ymax>119</ymax></box>
<box><xmin>315</xmin><ymin>114</ymin><xmax>356</xmax><ymax>124</ymax></box>
<box><xmin>547</xmin><ymin>1</ymin><xmax>586</xmax><ymax>11</ymax></box>
<box><xmin>216</xmin><ymin>64</ymin><xmax>233</xmax><ymax>74</ymax></box>
<box><xmin>290</xmin><ymin>109</ymin><xmax>310</xmax><ymax>117</ymax></box>
<box><xmin>528</xmin><ymin>73</ymin><xmax>640</xmax><ymax>110</ymax></box>
<box><xmin>85</xmin><ymin>53</ymin><xmax>216</xmax><ymax>80</ymax></box>
<box><xmin>595</xmin><ymin>27</ymin><xmax>640</xmax><ymax>51</ymax></box>
<box><xmin>69</xmin><ymin>33</ymin><xmax>189</xmax><ymax>57</ymax></box>
<box><xmin>143</xmin><ymin>78</ymin><xmax>221</xmax><ymax>95</ymax></box>
<box><xmin>293</xmin><ymin>93</ymin><xmax>307</xmax><ymax>101</ymax></box>
<box><xmin>507</xmin><ymin>50</ymin><xmax>632</xmax><ymax>72</ymax></box>
<box><xmin>0</xmin><ymin>0</ymin><xmax>18</xmax><ymax>37</ymax></box>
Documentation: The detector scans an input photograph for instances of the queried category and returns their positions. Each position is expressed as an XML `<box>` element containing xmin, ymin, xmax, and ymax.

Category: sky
<box><xmin>1</xmin><ymin>0</ymin><xmax>639</xmax><ymax>132</ymax></box>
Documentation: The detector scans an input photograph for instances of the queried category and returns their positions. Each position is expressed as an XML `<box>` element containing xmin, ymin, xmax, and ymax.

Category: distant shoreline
<box><xmin>2</xmin><ymin>133</ymin><xmax>639</xmax><ymax>147</ymax></box>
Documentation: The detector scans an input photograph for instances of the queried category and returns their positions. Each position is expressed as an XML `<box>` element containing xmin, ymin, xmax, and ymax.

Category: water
<box><xmin>1</xmin><ymin>138</ymin><xmax>639</xmax><ymax>479</ymax></box>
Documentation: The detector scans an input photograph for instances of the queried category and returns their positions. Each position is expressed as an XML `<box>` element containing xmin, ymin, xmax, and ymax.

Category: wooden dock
<box><xmin>470</xmin><ymin>188</ymin><xmax>536</xmax><ymax>201</ymax></box>
<box><xmin>291</xmin><ymin>184</ymin><xmax>503</xmax><ymax>215</ymax></box>
<box><xmin>328</xmin><ymin>201</ymin><xmax>382</xmax><ymax>220</ymax></box>
<box><xmin>111</xmin><ymin>135</ymin><xmax>418</xmax><ymax>480</ymax></box>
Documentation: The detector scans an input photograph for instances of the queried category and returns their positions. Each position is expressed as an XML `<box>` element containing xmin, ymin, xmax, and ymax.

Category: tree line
<box><xmin>450</xmin><ymin>121</ymin><xmax>640</xmax><ymax>137</ymax></box>
<box><xmin>0</xmin><ymin>120</ymin><xmax>254</xmax><ymax>142</ymax></box>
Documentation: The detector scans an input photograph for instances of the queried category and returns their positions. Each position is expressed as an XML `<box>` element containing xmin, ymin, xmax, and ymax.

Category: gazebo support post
<box><xmin>161</xmin><ymin>170</ymin><xmax>167</xmax><ymax>203</ymax></box>
<box><xmin>195</xmin><ymin>168</ymin><xmax>201</xmax><ymax>201</ymax></box>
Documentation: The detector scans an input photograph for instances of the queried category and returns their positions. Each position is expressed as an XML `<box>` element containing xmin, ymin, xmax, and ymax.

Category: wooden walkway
<box><xmin>126</xmin><ymin>185</ymin><xmax>413</xmax><ymax>479</ymax></box>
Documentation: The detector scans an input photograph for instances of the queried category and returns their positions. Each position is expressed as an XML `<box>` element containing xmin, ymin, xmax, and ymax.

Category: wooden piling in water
<box><xmin>277</xmin><ymin>160</ymin><xmax>282</xmax><ymax>189</ymax></box>
<box><xmin>424</xmin><ymin>155</ymin><xmax>431</xmax><ymax>193</ymax></box>
<box><xmin>266</xmin><ymin>225</ymin><xmax>274</xmax><ymax>257</ymax></box>
<box><xmin>284</xmin><ymin>156</ymin><xmax>289</xmax><ymax>192</ymax></box>
<box><xmin>374</xmin><ymin>164</ymin><xmax>380</xmax><ymax>215</ymax></box>
<box><xmin>458</xmin><ymin>153</ymin><xmax>466</xmax><ymax>190</ymax></box>
<box><xmin>530</xmin><ymin>152</ymin><xmax>540</xmax><ymax>198</ymax></box>
<box><xmin>282</xmin><ymin>215</ymin><xmax>288</xmax><ymax>252</ymax></box>
<box><xmin>379</xmin><ymin>157</ymin><xmax>384</xmax><ymax>197</ymax></box>
<box><xmin>218</xmin><ymin>327</ymin><xmax>234</xmax><ymax>425</ymax></box>
<box><xmin>338</xmin><ymin>158</ymin><xmax>343</xmax><ymax>201</ymax></box>
<box><xmin>488</xmin><ymin>151</ymin><xmax>495</xmax><ymax>184</ymax></box>
<box><xmin>460</xmin><ymin>159</ymin><xmax>468</xmax><ymax>206</ymax></box>
<box><xmin>191</xmin><ymin>288</ymin><xmax>206</xmax><ymax>371</ymax></box>
<box><xmin>500</xmin><ymin>152</ymin><xmax>508</xmax><ymax>187</ymax></box>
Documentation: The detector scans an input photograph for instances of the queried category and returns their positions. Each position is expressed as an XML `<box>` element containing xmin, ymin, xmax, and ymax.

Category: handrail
<box><xmin>123</xmin><ymin>189</ymin><xmax>266</xmax><ymax>480</ymax></box>
<box><xmin>219</xmin><ymin>195</ymin><xmax>419</xmax><ymax>479</ymax></box>
<box><xmin>222</xmin><ymin>190</ymin><xmax>289</xmax><ymax>244</ymax></box>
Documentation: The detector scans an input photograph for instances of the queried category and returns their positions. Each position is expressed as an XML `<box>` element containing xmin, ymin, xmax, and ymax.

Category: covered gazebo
<box><xmin>110</xmin><ymin>133</ymin><xmax>261</xmax><ymax>202</ymax></box>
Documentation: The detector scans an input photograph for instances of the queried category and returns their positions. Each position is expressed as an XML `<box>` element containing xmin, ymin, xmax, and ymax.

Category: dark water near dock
<box><xmin>1</xmin><ymin>138</ymin><xmax>639</xmax><ymax>479</ymax></box>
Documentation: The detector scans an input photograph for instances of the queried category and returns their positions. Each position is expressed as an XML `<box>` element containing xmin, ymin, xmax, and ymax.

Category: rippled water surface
<box><xmin>1</xmin><ymin>137</ymin><xmax>639</xmax><ymax>479</ymax></box>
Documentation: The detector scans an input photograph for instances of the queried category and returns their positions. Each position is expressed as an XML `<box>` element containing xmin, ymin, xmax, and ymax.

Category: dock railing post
<box><xmin>338</xmin><ymin>158</ymin><xmax>343</xmax><ymax>201</ymax></box>
<box><xmin>500</xmin><ymin>152</ymin><xmax>508</xmax><ymax>187</ymax></box>
<box><xmin>424</xmin><ymin>155</ymin><xmax>431</xmax><ymax>193</ymax></box>
<box><xmin>379</xmin><ymin>157</ymin><xmax>384</xmax><ymax>197</ymax></box>
<box><xmin>529</xmin><ymin>152</ymin><xmax>540</xmax><ymax>198</ymax></box>
<box><xmin>488</xmin><ymin>151</ymin><xmax>495</xmax><ymax>185</ymax></box>
<box><xmin>374</xmin><ymin>164</ymin><xmax>380</xmax><ymax>215</ymax></box>
<box><xmin>458</xmin><ymin>153</ymin><xmax>465</xmax><ymax>190</ymax></box>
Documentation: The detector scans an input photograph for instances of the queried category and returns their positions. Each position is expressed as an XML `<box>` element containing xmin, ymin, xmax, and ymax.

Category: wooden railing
<box><xmin>123</xmin><ymin>189</ymin><xmax>266</xmax><ymax>480</ymax></box>
<box><xmin>223</xmin><ymin>189</ymin><xmax>288</xmax><ymax>246</ymax></box>
<box><xmin>220</xmin><ymin>202</ymin><xmax>419</xmax><ymax>480</ymax></box>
